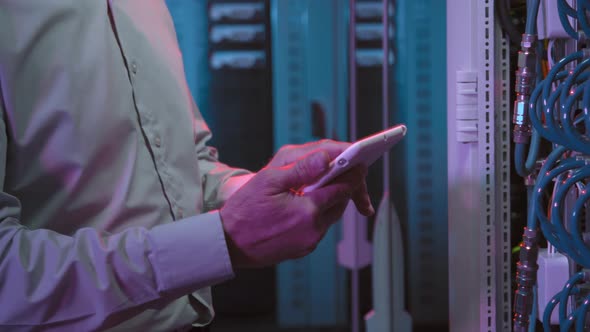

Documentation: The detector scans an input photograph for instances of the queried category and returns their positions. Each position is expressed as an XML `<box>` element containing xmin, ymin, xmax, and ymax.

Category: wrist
<box><xmin>218</xmin><ymin>207</ymin><xmax>242</xmax><ymax>268</ymax></box>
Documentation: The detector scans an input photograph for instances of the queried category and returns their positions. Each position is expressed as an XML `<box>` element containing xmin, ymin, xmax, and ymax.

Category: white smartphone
<box><xmin>302</xmin><ymin>124</ymin><xmax>407</xmax><ymax>193</ymax></box>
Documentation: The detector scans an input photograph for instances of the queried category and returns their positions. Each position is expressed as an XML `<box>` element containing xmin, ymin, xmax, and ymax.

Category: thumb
<box><xmin>278</xmin><ymin>150</ymin><xmax>331</xmax><ymax>189</ymax></box>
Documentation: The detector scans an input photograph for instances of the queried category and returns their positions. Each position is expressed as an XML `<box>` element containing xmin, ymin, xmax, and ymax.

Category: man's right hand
<box><xmin>219</xmin><ymin>146</ymin><xmax>371</xmax><ymax>268</ymax></box>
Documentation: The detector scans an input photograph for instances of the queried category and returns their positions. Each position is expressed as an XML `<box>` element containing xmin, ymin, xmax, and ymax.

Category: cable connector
<box><xmin>513</xmin><ymin>227</ymin><xmax>540</xmax><ymax>331</ymax></box>
<box><xmin>513</xmin><ymin>34</ymin><xmax>537</xmax><ymax>144</ymax></box>
<box><xmin>515</xmin><ymin>35</ymin><xmax>537</xmax><ymax>96</ymax></box>
<box><xmin>513</xmin><ymin>99</ymin><xmax>531</xmax><ymax>143</ymax></box>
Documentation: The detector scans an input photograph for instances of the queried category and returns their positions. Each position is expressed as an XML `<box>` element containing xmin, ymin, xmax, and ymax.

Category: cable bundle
<box><xmin>511</xmin><ymin>1</ymin><xmax>590</xmax><ymax>331</ymax></box>
<box><xmin>557</xmin><ymin>0</ymin><xmax>590</xmax><ymax>40</ymax></box>
<box><xmin>542</xmin><ymin>271</ymin><xmax>589</xmax><ymax>331</ymax></box>
<box><xmin>515</xmin><ymin>44</ymin><xmax>590</xmax><ymax>332</ymax></box>
<box><xmin>529</xmin><ymin>51</ymin><xmax>590</xmax><ymax>153</ymax></box>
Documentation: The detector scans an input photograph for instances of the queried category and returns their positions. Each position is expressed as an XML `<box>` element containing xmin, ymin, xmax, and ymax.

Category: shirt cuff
<box><xmin>147</xmin><ymin>211</ymin><xmax>235</xmax><ymax>297</ymax></box>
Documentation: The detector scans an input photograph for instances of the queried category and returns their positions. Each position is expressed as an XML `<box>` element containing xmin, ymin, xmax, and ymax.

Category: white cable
<box><xmin>548</xmin><ymin>38</ymin><xmax>556</xmax><ymax>69</ymax></box>
<box><xmin>547</xmin><ymin>38</ymin><xmax>560</xmax><ymax>93</ymax></box>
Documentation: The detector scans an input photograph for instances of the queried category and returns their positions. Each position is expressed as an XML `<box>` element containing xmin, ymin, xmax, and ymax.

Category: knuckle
<box><xmin>294</xmin><ymin>159</ymin><xmax>311</xmax><ymax>180</ymax></box>
<box><xmin>275</xmin><ymin>145</ymin><xmax>294</xmax><ymax>159</ymax></box>
<box><xmin>280</xmin><ymin>144</ymin><xmax>295</xmax><ymax>152</ymax></box>
<box><xmin>256</xmin><ymin>168</ymin><xmax>279</xmax><ymax>188</ymax></box>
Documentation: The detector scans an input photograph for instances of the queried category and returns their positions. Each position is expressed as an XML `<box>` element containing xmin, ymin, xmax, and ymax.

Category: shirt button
<box><xmin>154</xmin><ymin>135</ymin><xmax>161</xmax><ymax>148</ymax></box>
<box><xmin>131</xmin><ymin>61</ymin><xmax>138</xmax><ymax>74</ymax></box>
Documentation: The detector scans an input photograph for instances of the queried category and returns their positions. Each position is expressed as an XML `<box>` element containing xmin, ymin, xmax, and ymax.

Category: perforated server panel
<box><xmin>447</xmin><ymin>0</ymin><xmax>512</xmax><ymax>331</ymax></box>
<box><xmin>271</xmin><ymin>0</ymin><xmax>350</xmax><ymax>327</ymax></box>
<box><xmin>393</xmin><ymin>0</ymin><xmax>449</xmax><ymax>328</ymax></box>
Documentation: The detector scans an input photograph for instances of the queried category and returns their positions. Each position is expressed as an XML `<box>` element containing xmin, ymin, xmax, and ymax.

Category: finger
<box><xmin>272</xmin><ymin>140</ymin><xmax>351</xmax><ymax>167</ymax></box>
<box><xmin>351</xmin><ymin>180</ymin><xmax>374</xmax><ymax>216</ymax></box>
<box><xmin>331</xmin><ymin>165</ymin><xmax>365</xmax><ymax>190</ymax></box>
<box><xmin>318</xmin><ymin>200</ymin><xmax>350</xmax><ymax>227</ymax></box>
<box><xmin>274</xmin><ymin>150</ymin><xmax>331</xmax><ymax>189</ymax></box>
<box><xmin>304</xmin><ymin>139</ymin><xmax>351</xmax><ymax>160</ymax></box>
<box><xmin>327</xmin><ymin>164</ymin><xmax>373</xmax><ymax>216</ymax></box>
<box><xmin>306</xmin><ymin>182</ymin><xmax>352</xmax><ymax>212</ymax></box>
<box><xmin>305</xmin><ymin>166</ymin><xmax>364</xmax><ymax>211</ymax></box>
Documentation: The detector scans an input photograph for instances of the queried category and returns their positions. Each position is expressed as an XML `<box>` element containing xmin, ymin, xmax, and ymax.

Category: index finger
<box><xmin>308</xmin><ymin>139</ymin><xmax>351</xmax><ymax>160</ymax></box>
<box><xmin>304</xmin><ymin>165</ymin><xmax>365</xmax><ymax>211</ymax></box>
<box><xmin>275</xmin><ymin>140</ymin><xmax>351</xmax><ymax>167</ymax></box>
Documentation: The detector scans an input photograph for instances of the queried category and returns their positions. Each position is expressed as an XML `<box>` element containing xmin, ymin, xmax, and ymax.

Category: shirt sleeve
<box><xmin>0</xmin><ymin>115</ymin><xmax>234</xmax><ymax>331</ymax></box>
<box><xmin>191</xmin><ymin>103</ymin><xmax>253</xmax><ymax>211</ymax></box>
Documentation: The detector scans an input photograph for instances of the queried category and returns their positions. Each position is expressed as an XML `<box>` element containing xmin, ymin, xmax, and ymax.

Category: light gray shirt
<box><xmin>0</xmin><ymin>1</ymin><xmax>249</xmax><ymax>331</ymax></box>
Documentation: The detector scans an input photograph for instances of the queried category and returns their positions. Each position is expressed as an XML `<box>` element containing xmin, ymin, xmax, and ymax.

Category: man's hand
<box><xmin>267</xmin><ymin>139</ymin><xmax>348</xmax><ymax>167</ymax></box>
<box><xmin>219</xmin><ymin>141</ymin><xmax>374</xmax><ymax>268</ymax></box>
<box><xmin>268</xmin><ymin>139</ymin><xmax>373</xmax><ymax>215</ymax></box>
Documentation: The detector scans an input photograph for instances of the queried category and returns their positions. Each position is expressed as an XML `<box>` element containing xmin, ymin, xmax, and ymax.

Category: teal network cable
<box><xmin>558</xmin><ymin>0</ymin><xmax>578</xmax><ymax>38</ymax></box>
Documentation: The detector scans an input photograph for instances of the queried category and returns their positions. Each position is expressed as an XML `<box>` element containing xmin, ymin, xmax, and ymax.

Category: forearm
<box><xmin>196</xmin><ymin>146</ymin><xmax>252</xmax><ymax>211</ymax></box>
<box><xmin>0</xmin><ymin>208</ymin><xmax>234</xmax><ymax>331</ymax></box>
<box><xmin>217</xmin><ymin>173</ymin><xmax>255</xmax><ymax>198</ymax></box>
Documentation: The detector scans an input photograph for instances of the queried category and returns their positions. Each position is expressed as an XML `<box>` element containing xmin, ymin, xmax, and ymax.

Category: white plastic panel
<box><xmin>447</xmin><ymin>0</ymin><xmax>511</xmax><ymax>331</ymax></box>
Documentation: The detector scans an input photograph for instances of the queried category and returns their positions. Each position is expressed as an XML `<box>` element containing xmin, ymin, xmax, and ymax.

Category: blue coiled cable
<box><xmin>578</xmin><ymin>0</ymin><xmax>590</xmax><ymax>38</ymax></box>
<box><xmin>574</xmin><ymin>294</ymin><xmax>590</xmax><ymax>332</ymax></box>
<box><xmin>523</xmin><ymin>1</ymin><xmax>590</xmax><ymax>331</ymax></box>
<box><xmin>559</xmin><ymin>272</ymin><xmax>586</xmax><ymax>331</ymax></box>
<box><xmin>526</xmin><ymin>0</ymin><xmax>541</xmax><ymax>34</ymax></box>
<box><xmin>543</xmin><ymin>292</ymin><xmax>561</xmax><ymax>331</ymax></box>
<box><xmin>534</xmin><ymin>165</ymin><xmax>584</xmax><ymax>263</ymax></box>
<box><xmin>558</xmin><ymin>0</ymin><xmax>579</xmax><ymax>38</ymax></box>
<box><xmin>584</xmin><ymin>75</ymin><xmax>590</xmax><ymax>134</ymax></box>
<box><xmin>570</xmin><ymin>182</ymin><xmax>590</xmax><ymax>255</ymax></box>
<box><xmin>529</xmin><ymin>71</ymin><xmax>570</xmax><ymax>144</ymax></box>
<box><xmin>546</xmin><ymin>83</ymin><xmax>572</xmax><ymax>146</ymax></box>
<box><xmin>534</xmin><ymin>162</ymin><xmax>587</xmax><ymax>259</ymax></box>
<box><xmin>561</xmin><ymin>83</ymin><xmax>590</xmax><ymax>155</ymax></box>
<box><xmin>529</xmin><ymin>146</ymin><xmax>569</xmax><ymax>231</ymax></box>
<box><xmin>551</xmin><ymin>167</ymin><xmax>590</xmax><ymax>266</ymax></box>
<box><xmin>543</xmin><ymin>52</ymin><xmax>583</xmax><ymax>102</ymax></box>
<box><xmin>542</xmin><ymin>272</ymin><xmax>585</xmax><ymax>332</ymax></box>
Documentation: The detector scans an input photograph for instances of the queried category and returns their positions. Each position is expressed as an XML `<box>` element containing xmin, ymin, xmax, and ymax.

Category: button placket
<box><xmin>115</xmin><ymin>24</ymin><xmax>183</xmax><ymax>223</ymax></box>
